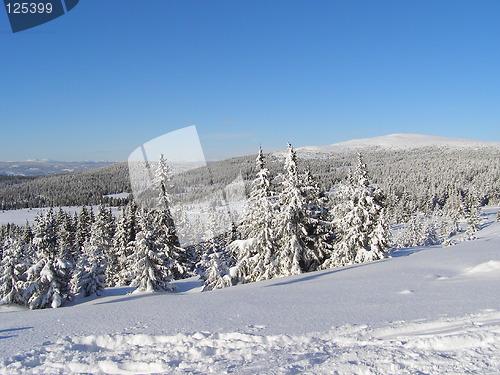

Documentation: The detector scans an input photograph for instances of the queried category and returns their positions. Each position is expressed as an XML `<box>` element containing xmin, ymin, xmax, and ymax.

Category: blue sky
<box><xmin>1</xmin><ymin>0</ymin><xmax>499</xmax><ymax>161</ymax></box>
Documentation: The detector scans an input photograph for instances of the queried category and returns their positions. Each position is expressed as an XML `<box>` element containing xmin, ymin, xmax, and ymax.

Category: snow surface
<box><xmin>275</xmin><ymin>133</ymin><xmax>500</xmax><ymax>158</ymax></box>
<box><xmin>1</xmin><ymin>210</ymin><xmax>499</xmax><ymax>374</ymax></box>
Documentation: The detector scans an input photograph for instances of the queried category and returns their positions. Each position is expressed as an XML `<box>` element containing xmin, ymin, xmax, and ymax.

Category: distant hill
<box><xmin>0</xmin><ymin>160</ymin><xmax>114</xmax><ymax>176</ymax></box>
<box><xmin>276</xmin><ymin>134</ymin><xmax>500</xmax><ymax>158</ymax></box>
<box><xmin>328</xmin><ymin>133</ymin><xmax>500</xmax><ymax>150</ymax></box>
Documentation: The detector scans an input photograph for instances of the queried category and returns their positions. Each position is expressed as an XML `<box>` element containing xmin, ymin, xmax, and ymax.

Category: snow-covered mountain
<box><xmin>279</xmin><ymin>133</ymin><xmax>500</xmax><ymax>158</ymax></box>
<box><xmin>0</xmin><ymin>160</ymin><xmax>114</xmax><ymax>176</ymax></box>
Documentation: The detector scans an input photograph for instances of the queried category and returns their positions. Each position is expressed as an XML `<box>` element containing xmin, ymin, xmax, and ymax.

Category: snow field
<box><xmin>1</xmin><ymin>309</ymin><xmax>499</xmax><ymax>374</ymax></box>
<box><xmin>1</xmin><ymin>208</ymin><xmax>499</xmax><ymax>374</ymax></box>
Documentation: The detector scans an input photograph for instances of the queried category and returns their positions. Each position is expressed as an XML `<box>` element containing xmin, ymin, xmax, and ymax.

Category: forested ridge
<box><xmin>0</xmin><ymin>163</ymin><xmax>131</xmax><ymax>209</ymax></box>
<box><xmin>1</xmin><ymin>146</ymin><xmax>499</xmax><ymax>221</ymax></box>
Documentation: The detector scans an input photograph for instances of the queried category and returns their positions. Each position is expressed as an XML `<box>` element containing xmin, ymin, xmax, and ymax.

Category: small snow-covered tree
<box><xmin>422</xmin><ymin>218</ymin><xmax>440</xmax><ymax>246</ymax></box>
<box><xmin>71</xmin><ymin>238</ymin><xmax>106</xmax><ymax>297</ymax></box>
<box><xmin>463</xmin><ymin>206</ymin><xmax>481</xmax><ymax>241</ymax></box>
<box><xmin>0</xmin><ymin>238</ymin><xmax>27</xmax><ymax>305</ymax></box>
<box><xmin>396</xmin><ymin>212</ymin><xmax>424</xmax><ymax>248</ymax></box>
<box><xmin>366</xmin><ymin>208</ymin><xmax>392</xmax><ymax>260</ymax></box>
<box><xmin>23</xmin><ymin>210</ymin><xmax>72</xmax><ymax>309</ymax></box>
<box><xmin>201</xmin><ymin>250</ymin><xmax>233</xmax><ymax>291</ymax></box>
<box><xmin>323</xmin><ymin>154</ymin><xmax>390</xmax><ymax>268</ymax></box>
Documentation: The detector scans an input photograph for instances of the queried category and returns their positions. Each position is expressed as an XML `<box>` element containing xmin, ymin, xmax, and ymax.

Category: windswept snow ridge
<box><xmin>276</xmin><ymin>133</ymin><xmax>500</xmax><ymax>158</ymax></box>
<box><xmin>1</xmin><ymin>310</ymin><xmax>499</xmax><ymax>374</ymax></box>
<box><xmin>328</xmin><ymin>133</ymin><xmax>500</xmax><ymax>150</ymax></box>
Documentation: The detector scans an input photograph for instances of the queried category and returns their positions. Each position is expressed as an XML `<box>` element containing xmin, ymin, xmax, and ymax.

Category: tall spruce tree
<box><xmin>153</xmin><ymin>154</ymin><xmax>188</xmax><ymax>279</ymax></box>
<box><xmin>114</xmin><ymin>202</ymin><xmax>138</xmax><ymax>286</ymax></box>
<box><xmin>127</xmin><ymin>210</ymin><xmax>175</xmax><ymax>292</ymax></box>
<box><xmin>235</xmin><ymin>147</ymin><xmax>279</xmax><ymax>282</ymax></box>
<box><xmin>274</xmin><ymin>143</ymin><xmax>313</xmax><ymax>276</ymax></box>
<box><xmin>92</xmin><ymin>205</ymin><xmax>117</xmax><ymax>286</ymax></box>
<box><xmin>301</xmin><ymin>168</ymin><xmax>335</xmax><ymax>271</ymax></box>
<box><xmin>75</xmin><ymin>206</ymin><xmax>93</xmax><ymax>252</ymax></box>
<box><xmin>55</xmin><ymin>208</ymin><xmax>76</xmax><ymax>265</ymax></box>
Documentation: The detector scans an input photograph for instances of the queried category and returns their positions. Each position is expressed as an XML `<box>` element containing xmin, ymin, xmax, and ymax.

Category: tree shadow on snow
<box><xmin>94</xmin><ymin>291</ymin><xmax>168</xmax><ymax>306</ymax></box>
<box><xmin>171</xmin><ymin>278</ymin><xmax>204</xmax><ymax>294</ymax></box>
<box><xmin>0</xmin><ymin>326</ymin><xmax>33</xmax><ymax>340</ymax></box>
<box><xmin>390</xmin><ymin>247</ymin><xmax>425</xmax><ymax>257</ymax></box>
<box><xmin>265</xmin><ymin>260</ymin><xmax>390</xmax><ymax>288</ymax></box>
<box><xmin>391</xmin><ymin>245</ymin><xmax>442</xmax><ymax>258</ymax></box>
<box><xmin>66</xmin><ymin>286</ymin><xmax>137</xmax><ymax>307</ymax></box>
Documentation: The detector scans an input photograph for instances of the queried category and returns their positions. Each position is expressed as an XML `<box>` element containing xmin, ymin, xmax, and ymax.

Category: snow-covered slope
<box><xmin>280</xmin><ymin>133</ymin><xmax>500</xmax><ymax>158</ymax></box>
<box><xmin>1</xmin><ymin>208</ymin><xmax>499</xmax><ymax>374</ymax></box>
<box><xmin>330</xmin><ymin>133</ymin><xmax>499</xmax><ymax>150</ymax></box>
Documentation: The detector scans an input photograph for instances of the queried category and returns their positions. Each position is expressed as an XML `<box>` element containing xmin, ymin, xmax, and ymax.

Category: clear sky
<box><xmin>1</xmin><ymin>0</ymin><xmax>499</xmax><ymax>161</ymax></box>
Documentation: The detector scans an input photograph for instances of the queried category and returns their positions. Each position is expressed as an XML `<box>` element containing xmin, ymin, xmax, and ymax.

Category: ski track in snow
<box><xmin>1</xmin><ymin>310</ymin><xmax>499</xmax><ymax>375</ymax></box>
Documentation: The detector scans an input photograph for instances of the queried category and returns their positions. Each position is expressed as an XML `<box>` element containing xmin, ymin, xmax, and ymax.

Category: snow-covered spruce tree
<box><xmin>71</xmin><ymin>238</ymin><xmax>106</xmax><ymax>297</ymax></box>
<box><xmin>397</xmin><ymin>212</ymin><xmax>441</xmax><ymax>248</ymax></box>
<box><xmin>463</xmin><ymin>206</ymin><xmax>481</xmax><ymax>241</ymax></box>
<box><xmin>127</xmin><ymin>209</ymin><xmax>175</xmax><ymax>293</ymax></box>
<box><xmin>368</xmin><ymin>208</ymin><xmax>392</xmax><ymax>256</ymax></box>
<box><xmin>0</xmin><ymin>237</ymin><xmax>27</xmax><ymax>305</ymax></box>
<box><xmin>23</xmin><ymin>209</ymin><xmax>72</xmax><ymax>309</ymax></box>
<box><xmin>197</xmin><ymin>203</ymin><xmax>238</xmax><ymax>289</ymax></box>
<box><xmin>91</xmin><ymin>205</ymin><xmax>117</xmax><ymax>286</ymax></box>
<box><xmin>274</xmin><ymin>143</ymin><xmax>317</xmax><ymax>276</ymax></box>
<box><xmin>153</xmin><ymin>153</ymin><xmax>188</xmax><ymax>279</ymax></box>
<box><xmin>323</xmin><ymin>154</ymin><xmax>390</xmax><ymax>268</ymax></box>
<box><xmin>301</xmin><ymin>168</ymin><xmax>335</xmax><ymax>271</ymax></box>
<box><xmin>75</xmin><ymin>206</ymin><xmax>94</xmax><ymax>253</ymax></box>
<box><xmin>201</xmin><ymin>250</ymin><xmax>233</xmax><ymax>291</ymax></box>
<box><xmin>114</xmin><ymin>202</ymin><xmax>138</xmax><ymax>286</ymax></box>
<box><xmin>71</xmin><ymin>205</ymin><xmax>114</xmax><ymax>296</ymax></box>
<box><xmin>396</xmin><ymin>212</ymin><xmax>422</xmax><ymax>248</ymax></box>
<box><xmin>321</xmin><ymin>171</ymin><xmax>357</xmax><ymax>268</ymax></box>
<box><xmin>55</xmin><ymin>209</ymin><xmax>77</xmax><ymax>266</ymax></box>
<box><xmin>234</xmin><ymin>147</ymin><xmax>279</xmax><ymax>283</ymax></box>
